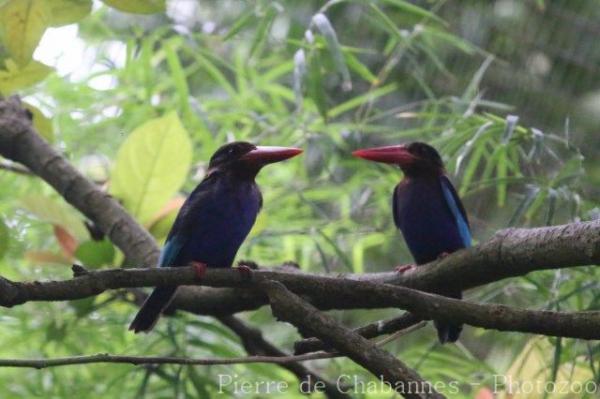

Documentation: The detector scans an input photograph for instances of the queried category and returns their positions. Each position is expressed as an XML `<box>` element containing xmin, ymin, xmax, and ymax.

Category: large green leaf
<box><xmin>0</xmin><ymin>217</ymin><xmax>8</xmax><ymax>260</ymax></box>
<box><xmin>111</xmin><ymin>111</ymin><xmax>192</xmax><ymax>223</ymax></box>
<box><xmin>100</xmin><ymin>0</ymin><xmax>165</xmax><ymax>14</ymax></box>
<box><xmin>0</xmin><ymin>59</ymin><xmax>53</xmax><ymax>95</ymax></box>
<box><xmin>0</xmin><ymin>0</ymin><xmax>50</xmax><ymax>66</ymax></box>
<box><xmin>20</xmin><ymin>195</ymin><xmax>89</xmax><ymax>240</ymax></box>
<box><xmin>75</xmin><ymin>240</ymin><xmax>115</xmax><ymax>268</ymax></box>
<box><xmin>47</xmin><ymin>0</ymin><xmax>92</xmax><ymax>27</ymax></box>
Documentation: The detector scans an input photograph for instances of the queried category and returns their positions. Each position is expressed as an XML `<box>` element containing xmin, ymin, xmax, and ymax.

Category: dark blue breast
<box><xmin>393</xmin><ymin>178</ymin><xmax>466</xmax><ymax>265</ymax></box>
<box><xmin>168</xmin><ymin>176</ymin><xmax>261</xmax><ymax>268</ymax></box>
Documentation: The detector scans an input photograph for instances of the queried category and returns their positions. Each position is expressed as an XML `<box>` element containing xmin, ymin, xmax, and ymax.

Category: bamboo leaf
<box><xmin>379</xmin><ymin>0</ymin><xmax>446</xmax><ymax>25</ymax></box>
<box><xmin>223</xmin><ymin>9</ymin><xmax>256</xmax><ymax>41</ymax></box>
<box><xmin>293</xmin><ymin>49</ymin><xmax>306</xmax><ymax>109</ymax></box>
<box><xmin>0</xmin><ymin>217</ymin><xmax>8</xmax><ymax>261</ymax></box>
<box><xmin>312</xmin><ymin>13</ymin><xmax>352</xmax><ymax>91</ymax></box>
<box><xmin>307</xmin><ymin>51</ymin><xmax>328</xmax><ymax>121</ymax></box>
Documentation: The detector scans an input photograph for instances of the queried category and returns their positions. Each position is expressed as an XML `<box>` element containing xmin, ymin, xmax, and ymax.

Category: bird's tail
<box><xmin>433</xmin><ymin>290</ymin><xmax>463</xmax><ymax>344</ymax></box>
<box><xmin>129</xmin><ymin>286</ymin><xmax>177</xmax><ymax>333</ymax></box>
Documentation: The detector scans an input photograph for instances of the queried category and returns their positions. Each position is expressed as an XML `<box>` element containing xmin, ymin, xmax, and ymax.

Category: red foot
<box><xmin>236</xmin><ymin>265</ymin><xmax>253</xmax><ymax>281</ymax></box>
<box><xmin>395</xmin><ymin>264</ymin><xmax>416</xmax><ymax>273</ymax></box>
<box><xmin>191</xmin><ymin>261</ymin><xmax>207</xmax><ymax>280</ymax></box>
<box><xmin>438</xmin><ymin>252</ymin><xmax>450</xmax><ymax>260</ymax></box>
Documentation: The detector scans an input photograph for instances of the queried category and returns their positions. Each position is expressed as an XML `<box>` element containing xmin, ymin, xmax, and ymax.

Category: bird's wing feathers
<box><xmin>392</xmin><ymin>184</ymin><xmax>402</xmax><ymax>228</ymax></box>
<box><xmin>158</xmin><ymin>235</ymin><xmax>186</xmax><ymax>267</ymax></box>
<box><xmin>158</xmin><ymin>174</ymin><xmax>217</xmax><ymax>267</ymax></box>
<box><xmin>439</xmin><ymin>175</ymin><xmax>472</xmax><ymax>247</ymax></box>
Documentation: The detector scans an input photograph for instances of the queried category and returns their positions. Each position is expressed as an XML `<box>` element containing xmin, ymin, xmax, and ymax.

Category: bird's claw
<box><xmin>236</xmin><ymin>265</ymin><xmax>254</xmax><ymax>281</ymax></box>
<box><xmin>395</xmin><ymin>264</ymin><xmax>416</xmax><ymax>274</ymax></box>
<box><xmin>191</xmin><ymin>261</ymin><xmax>207</xmax><ymax>280</ymax></box>
<box><xmin>437</xmin><ymin>252</ymin><xmax>450</xmax><ymax>260</ymax></box>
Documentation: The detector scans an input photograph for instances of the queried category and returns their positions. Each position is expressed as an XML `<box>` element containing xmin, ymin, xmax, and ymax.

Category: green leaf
<box><xmin>47</xmin><ymin>0</ymin><xmax>92</xmax><ymax>27</ymax></box>
<box><xmin>223</xmin><ymin>8</ymin><xmax>256</xmax><ymax>41</ymax></box>
<box><xmin>0</xmin><ymin>217</ymin><xmax>8</xmax><ymax>260</ymax></box>
<box><xmin>0</xmin><ymin>0</ymin><xmax>50</xmax><ymax>66</ymax></box>
<box><xmin>75</xmin><ymin>240</ymin><xmax>115</xmax><ymax>268</ymax></box>
<box><xmin>23</xmin><ymin>101</ymin><xmax>53</xmax><ymax>142</ymax></box>
<box><xmin>344</xmin><ymin>51</ymin><xmax>377</xmax><ymax>83</ymax></box>
<box><xmin>249</xmin><ymin>5</ymin><xmax>277</xmax><ymax>58</ymax></box>
<box><xmin>293</xmin><ymin>49</ymin><xmax>306</xmax><ymax>109</ymax></box>
<box><xmin>20</xmin><ymin>195</ymin><xmax>89</xmax><ymax>240</ymax></box>
<box><xmin>100</xmin><ymin>0</ymin><xmax>165</xmax><ymax>14</ymax></box>
<box><xmin>111</xmin><ymin>111</ymin><xmax>192</xmax><ymax>223</ymax></box>
<box><xmin>307</xmin><ymin>51</ymin><xmax>328</xmax><ymax>121</ymax></box>
<box><xmin>312</xmin><ymin>13</ymin><xmax>352</xmax><ymax>91</ymax></box>
<box><xmin>0</xmin><ymin>59</ymin><xmax>53</xmax><ymax>95</ymax></box>
<box><xmin>379</xmin><ymin>0</ymin><xmax>446</xmax><ymax>25</ymax></box>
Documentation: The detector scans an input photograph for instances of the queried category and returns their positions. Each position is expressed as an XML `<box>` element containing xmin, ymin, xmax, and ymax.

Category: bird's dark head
<box><xmin>352</xmin><ymin>141</ymin><xmax>444</xmax><ymax>177</ymax></box>
<box><xmin>208</xmin><ymin>141</ymin><xmax>302</xmax><ymax>179</ymax></box>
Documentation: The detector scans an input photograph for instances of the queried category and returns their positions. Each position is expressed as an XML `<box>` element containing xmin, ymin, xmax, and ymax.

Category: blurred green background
<box><xmin>0</xmin><ymin>0</ymin><xmax>598</xmax><ymax>397</ymax></box>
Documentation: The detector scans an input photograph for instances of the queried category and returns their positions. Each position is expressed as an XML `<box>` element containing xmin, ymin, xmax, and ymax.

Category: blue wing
<box><xmin>158</xmin><ymin>235</ymin><xmax>186</xmax><ymax>267</ymax></box>
<box><xmin>440</xmin><ymin>175</ymin><xmax>472</xmax><ymax>248</ymax></box>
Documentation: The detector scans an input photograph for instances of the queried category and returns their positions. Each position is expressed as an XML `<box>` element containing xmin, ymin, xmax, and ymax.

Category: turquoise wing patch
<box><xmin>440</xmin><ymin>177</ymin><xmax>472</xmax><ymax>248</ymax></box>
<box><xmin>158</xmin><ymin>236</ymin><xmax>185</xmax><ymax>267</ymax></box>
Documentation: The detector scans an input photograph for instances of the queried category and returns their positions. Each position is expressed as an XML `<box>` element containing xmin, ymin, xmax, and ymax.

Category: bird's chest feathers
<box><xmin>394</xmin><ymin>178</ymin><xmax>465</xmax><ymax>263</ymax></box>
<box><xmin>202</xmin><ymin>180</ymin><xmax>261</xmax><ymax>235</ymax></box>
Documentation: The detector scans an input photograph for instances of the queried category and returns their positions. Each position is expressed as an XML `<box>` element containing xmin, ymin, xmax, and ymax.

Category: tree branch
<box><xmin>0</xmin><ymin>160</ymin><xmax>32</xmax><ymax>175</ymax></box>
<box><xmin>0</xmin><ymin>352</ymin><xmax>339</xmax><ymax>369</ymax></box>
<box><xmin>262</xmin><ymin>280</ymin><xmax>445</xmax><ymax>399</ymax></box>
<box><xmin>2</xmin><ymin>264</ymin><xmax>599</xmax><ymax>339</ymax></box>
<box><xmin>0</xmin><ymin>96</ymin><xmax>159</xmax><ymax>267</ymax></box>
<box><xmin>294</xmin><ymin>313</ymin><xmax>421</xmax><ymax>355</ymax></box>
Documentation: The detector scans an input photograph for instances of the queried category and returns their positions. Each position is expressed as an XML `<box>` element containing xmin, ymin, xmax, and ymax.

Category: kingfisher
<box><xmin>129</xmin><ymin>142</ymin><xmax>302</xmax><ymax>333</ymax></box>
<box><xmin>353</xmin><ymin>142</ymin><xmax>471</xmax><ymax>343</ymax></box>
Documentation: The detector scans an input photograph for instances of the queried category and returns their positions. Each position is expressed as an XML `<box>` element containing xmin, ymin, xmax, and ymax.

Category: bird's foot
<box><xmin>395</xmin><ymin>264</ymin><xmax>416</xmax><ymax>274</ymax></box>
<box><xmin>236</xmin><ymin>265</ymin><xmax>254</xmax><ymax>281</ymax></box>
<box><xmin>190</xmin><ymin>261</ymin><xmax>207</xmax><ymax>280</ymax></box>
<box><xmin>437</xmin><ymin>252</ymin><xmax>450</xmax><ymax>260</ymax></box>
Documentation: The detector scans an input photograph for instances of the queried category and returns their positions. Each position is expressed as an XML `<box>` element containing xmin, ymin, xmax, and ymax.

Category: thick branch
<box><xmin>2</xmin><ymin>265</ymin><xmax>598</xmax><ymax>339</ymax></box>
<box><xmin>262</xmin><ymin>280</ymin><xmax>444</xmax><ymax>399</ymax></box>
<box><xmin>0</xmin><ymin>96</ymin><xmax>158</xmax><ymax>266</ymax></box>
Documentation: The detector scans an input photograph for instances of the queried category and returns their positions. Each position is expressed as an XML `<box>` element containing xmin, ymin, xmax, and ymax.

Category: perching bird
<box><xmin>129</xmin><ymin>142</ymin><xmax>302</xmax><ymax>333</ymax></box>
<box><xmin>353</xmin><ymin>142</ymin><xmax>471</xmax><ymax>343</ymax></box>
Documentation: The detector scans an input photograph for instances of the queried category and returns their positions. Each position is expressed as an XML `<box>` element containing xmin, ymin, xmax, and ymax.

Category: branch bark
<box><xmin>262</xmin><ymin>280</ymin><xmax>445</xmax><ymax>399</ymax></box>
<box><xmin>170</xmin><ymin>218</ymin><xmax>600</xmax><ymax>316</ymax></box>
<box><xmin>2</xmin><ymin>264</ymin><xmax>599</xmax><ymax>339</ymax></box>
<box><xmin>294</xmin><ymin>313</ymin><xmax>421</xmax><ymax>355</ymax></box>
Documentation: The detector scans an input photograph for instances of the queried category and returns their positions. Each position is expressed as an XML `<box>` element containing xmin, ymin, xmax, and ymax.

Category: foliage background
<box><xmin>0</xmin><ymin>0</ymin><xmax>598</xmax><ymax>397</ymax></box>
